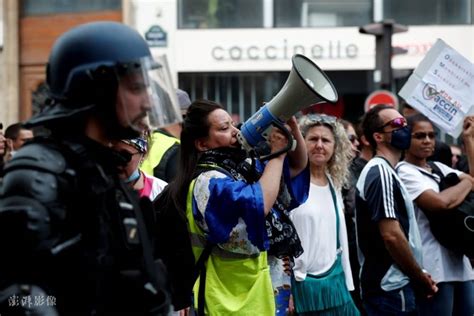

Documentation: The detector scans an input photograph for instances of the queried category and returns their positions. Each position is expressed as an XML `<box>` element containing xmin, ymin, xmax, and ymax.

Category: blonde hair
<box><xmin>299</xmin><ymin>114</ymin><xmax>353</xmax><ymax>190</ymax></box>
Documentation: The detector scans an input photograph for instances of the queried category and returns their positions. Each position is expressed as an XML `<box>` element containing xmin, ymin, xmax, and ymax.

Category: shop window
<box><xmin>178</xmin><ymin>0</ymin><xmax>263</xmax><ymax>29</ymax></box>
<box><xmin>21</xmin><ymin>0</ymin><xmax>121</xmax><ymax>17</ymax></box>
<box><xmin>383</xmin><ymin>0</ymin><xmax>471</xmax><ymax>25</ymax></box>
<box><xmin>275</xmin><ymin>0</ymin><xmax>372</xmax><ymax>27</ymax></box>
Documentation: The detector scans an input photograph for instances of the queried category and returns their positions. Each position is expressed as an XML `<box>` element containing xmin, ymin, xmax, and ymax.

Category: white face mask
<box><xmin>124</xmin><ymin>168</ymin><xmax>140</xmax><ymax>183</ymax></box>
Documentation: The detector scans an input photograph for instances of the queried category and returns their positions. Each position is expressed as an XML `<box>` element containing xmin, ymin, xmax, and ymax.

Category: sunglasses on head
<box><xmin>412</xmin><ymin>131</ymin><xmax>436</xmax><ymax>140</ymax></box>
<box><xmin>377</xmin><ymin>117</ymin><xmax>407</xmax><ymax>131</ymax></box>
<box><xmin>348</xmin><ymin>134</ymin><xmax>358</xmax><ymax>143</ymax></box>
<box><xmin>305</xmin><ymin>114</ymin><xmax>337</xmax><ymax>124</ymax></box>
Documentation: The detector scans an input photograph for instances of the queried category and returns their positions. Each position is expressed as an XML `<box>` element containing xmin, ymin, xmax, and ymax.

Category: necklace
<box><xmin>421</xmin><ymin>163</ymin><xmax>432</xmax><ymax>172</ymax></box>
<box><xmin>311</xmin><ymin>175</ymin><xmax>328</xmax><ymax>186</ymax></box>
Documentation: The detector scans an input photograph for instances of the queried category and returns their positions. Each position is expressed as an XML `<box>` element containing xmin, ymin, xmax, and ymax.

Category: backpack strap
<box><xmin>396</xmin><ymin>161</ymin><xmax>443</xmax><ymax>184</ymax></box>
<box><xmin>328</xmin><ymin>180</ymin><xmax>341</xmax><ymax>250</ymax></box>
<box><xmin>427</xmin><ymin>161</ymin><xmax>444</xmax><ymax>180</ymax></box>
<box><xmin>196</xmin><ymin>243</ymin><xmax>213</xmax><ymax>316</ymax></box>
<box><xmin>186</xmin><ymin>178</ymin><xmax>214</xmax><ymax>316</ymax></box>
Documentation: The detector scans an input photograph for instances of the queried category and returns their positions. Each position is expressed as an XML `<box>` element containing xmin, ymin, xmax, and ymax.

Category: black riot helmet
<box><xmin>27</xmin><ymin>21</ymin><xmax>182</xmax><ymax>138</ymax></box>
<box><xmin>47</xmin><ymin>21</ymin><xmax>151</xmax><ymax>101</ymax></box>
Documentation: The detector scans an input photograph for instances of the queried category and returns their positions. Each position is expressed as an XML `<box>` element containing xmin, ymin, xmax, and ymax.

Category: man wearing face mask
<box><xmin>113</xmin><ymin>137</ymin><xmax>167</xmax><ymax>201</ymax></box>
<box><xmin>355</xmin><ymin>105</ymin><xmax>438</xmax><ymax>315</ymax></box>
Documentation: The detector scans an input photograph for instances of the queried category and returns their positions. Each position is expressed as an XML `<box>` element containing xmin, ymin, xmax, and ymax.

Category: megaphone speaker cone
<box><xmin>265</xmin><ymin>54</ymin><xmax>338</xmax><ymax>121</ymax></box>
<box><xmin>292</xmin><ymin>54</ymin><xmax>338</xmax><ymax>104</ymax></box>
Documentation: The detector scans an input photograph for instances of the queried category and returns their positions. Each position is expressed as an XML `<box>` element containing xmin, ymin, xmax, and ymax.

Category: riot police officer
<box><xmin>0</xmin><ymin>21</ymin><xmax>181</xmax><ymax>315</ymax></box>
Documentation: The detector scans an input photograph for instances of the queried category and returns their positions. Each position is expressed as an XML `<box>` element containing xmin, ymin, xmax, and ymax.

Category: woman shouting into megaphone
<box><xmin>165</xmin><ymin>99</ymin><xmax>309</xmax><ymax>315</ymax></box>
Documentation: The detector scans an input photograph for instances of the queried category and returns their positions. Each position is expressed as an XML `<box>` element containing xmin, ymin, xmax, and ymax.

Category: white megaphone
<box><xmin>238</xmin><ymin>54</ymin><xmax>338</xmax><ymax>157</ymax></box>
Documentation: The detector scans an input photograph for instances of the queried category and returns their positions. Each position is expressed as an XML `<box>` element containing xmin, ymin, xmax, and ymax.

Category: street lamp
<box><xmin>359</xmin><ymin>19</ymin><xmax>408</xmax><ymax>90</ymax></box>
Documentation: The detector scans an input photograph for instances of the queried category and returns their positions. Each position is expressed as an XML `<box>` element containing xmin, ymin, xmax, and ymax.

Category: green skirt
<box><xmin>291</xmin><ymin>255</ymin><xmax>360</xmax><ymax>316</ymax></box>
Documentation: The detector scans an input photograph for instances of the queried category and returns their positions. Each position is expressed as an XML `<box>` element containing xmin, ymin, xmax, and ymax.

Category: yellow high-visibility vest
<box><xmin>186</xmin><ymin>178</ymin><xmax>275</xmax><ymax>315</ymax></box>
<box><xmin>141</xmin><ymin>131</ymin><xmax>179</xmax><ymax>176</ymax></box>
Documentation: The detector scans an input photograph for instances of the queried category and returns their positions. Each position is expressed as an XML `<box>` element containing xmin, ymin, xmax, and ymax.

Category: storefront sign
<box><xmin>211</xmin><ymin>40</ymin><xmax>358</xmax><ymax>61</ymax></box>
<box><xmin>171</xmin><ymin>26</ymin><xmax>473</xmax><ymax>72</ymax></box>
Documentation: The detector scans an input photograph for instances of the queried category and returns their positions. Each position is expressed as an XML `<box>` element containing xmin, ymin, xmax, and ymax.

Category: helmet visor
<box><xmin>116</xmin><ymin>55</ymin><xmax>182</xmax><ymax>132</ymax></box>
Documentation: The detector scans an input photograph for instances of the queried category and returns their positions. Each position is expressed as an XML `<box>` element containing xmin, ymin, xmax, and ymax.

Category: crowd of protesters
<box><xmin>0</xmin><ymin>21</ymin><xmax>473</xmax><ymax>316</ymax></box>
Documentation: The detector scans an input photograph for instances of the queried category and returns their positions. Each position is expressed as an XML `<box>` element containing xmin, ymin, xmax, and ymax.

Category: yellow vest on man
<box><xmin>141</xmin><ymin>131</ymin><xmax>179</xmax><ymax>176</ymax></box>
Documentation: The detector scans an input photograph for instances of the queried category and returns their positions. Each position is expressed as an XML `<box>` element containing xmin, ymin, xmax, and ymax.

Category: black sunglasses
<box><xmin>412</xmin><ymin>132</ymin><xmax>437</xmax><ymax>140</ymax></box>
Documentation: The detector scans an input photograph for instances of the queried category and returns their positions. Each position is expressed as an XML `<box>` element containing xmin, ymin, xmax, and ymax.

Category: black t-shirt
<box><xmin>355</xmin><ymin>156</ymin><xmax>411</xmax><ymax>297</ymax></box>
<box><xmin>350</xmin><ymin>156</ymin><xmax>368</xmax><ymax>183</ymax></box>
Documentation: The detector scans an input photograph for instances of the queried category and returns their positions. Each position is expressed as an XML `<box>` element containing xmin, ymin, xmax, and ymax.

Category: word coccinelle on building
<box><xmin>211</xmin><ymin>39</ymin><xmax>359</xmax><ymax>61</ymax></box>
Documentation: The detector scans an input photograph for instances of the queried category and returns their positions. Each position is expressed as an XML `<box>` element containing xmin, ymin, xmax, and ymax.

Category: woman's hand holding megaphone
<box><xmin>286</xmin><ymin>116</ymin><xmax>298</xmax><ymax>130</ymax></box>
<box><xmin>268</xmin><ymin>116</ymin><xmax>301</xmax><ymax>156</ymax></box>
<box><xmin>268</xmin><ymin>126</ymin><xmax>290</xmax><ymax>160</ymax></box>
<box><xmin>286</xmin><ymin>116</ymin><xmax>308</xmax><ymax>178</ymax></box>
<box><xmin>260</xmin><ymin>124</ymin><xmax>292</xmax><ymax>215</ymax></box>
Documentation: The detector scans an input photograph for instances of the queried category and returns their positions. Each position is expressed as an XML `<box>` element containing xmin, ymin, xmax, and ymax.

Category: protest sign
<box><xmin>399</xmin><ymin>39</ymin><xmax>474</xmax><ymax>137</ymax></box>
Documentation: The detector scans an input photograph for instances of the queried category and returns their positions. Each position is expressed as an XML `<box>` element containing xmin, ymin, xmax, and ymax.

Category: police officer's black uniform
<box><xmin>0</xmin><ymin>22</ymin><xmax>170</xmax><ymax>315</ymax></box>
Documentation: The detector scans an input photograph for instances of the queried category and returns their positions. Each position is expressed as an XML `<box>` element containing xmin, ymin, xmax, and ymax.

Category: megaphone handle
<box><xmin>259</xmin><ymin>120</ymin><xmax>294</xmax><ymax>162</ymax></box>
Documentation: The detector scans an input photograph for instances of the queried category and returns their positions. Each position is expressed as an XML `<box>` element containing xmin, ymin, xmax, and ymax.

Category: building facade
<box><xmin>0</xmin><ymin>0</ymin><xmax>123</xmax><ymax>126</ymax></box>
<box><xmin>1</xmin><ymin>0</ymin><xmax>473</xmax><ymax>130</ymax></box>
<box><xmin>130</xmin><ymin>0</ymin><xmax>473</xmax><ymax>124</ymax></box>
